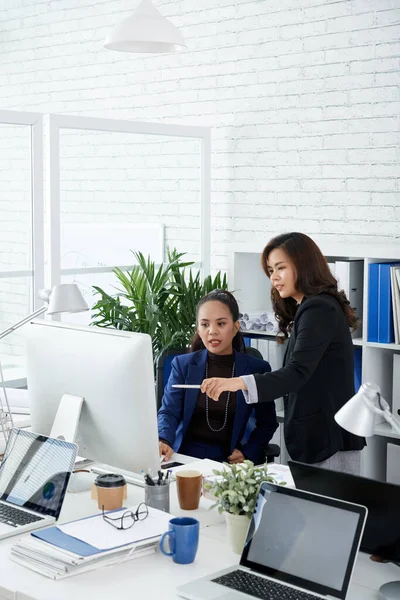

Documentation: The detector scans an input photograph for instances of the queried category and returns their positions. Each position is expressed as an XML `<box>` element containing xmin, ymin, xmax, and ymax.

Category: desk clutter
<box><xmin>10</xmin><ymin>504</ymin><xmax>172</xmax><ymax>579</ymax></box>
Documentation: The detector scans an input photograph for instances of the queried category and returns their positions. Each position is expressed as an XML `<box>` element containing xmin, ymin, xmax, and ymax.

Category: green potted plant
<box><xmin>90</xmin><ymin>247</ymin><xmax>228</xmax><ymax>367</ymax></box>
<box><xmin>205</xmin><ymin>460</ymin><xmax>282</xmax><ymax>554</ymax></box>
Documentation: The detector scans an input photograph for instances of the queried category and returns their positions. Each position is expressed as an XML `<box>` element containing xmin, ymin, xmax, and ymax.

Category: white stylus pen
<box><xmin>172</xmin><ymin>384</ymin><xmax>201</xmax><ymax>389</ymax></box>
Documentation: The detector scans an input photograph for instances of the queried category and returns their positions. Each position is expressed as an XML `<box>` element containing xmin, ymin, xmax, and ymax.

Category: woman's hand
<box><xmin>159</xmin><ymin>441</ymin><xmax>174</xmax><ymax>461</ymax></box>
<box><xmin>228</xmin><ymin>448</ymin><xmax>245</xmax><ymax>464</ymax></box>
<box><xmin>200</xmin><ymin>376</ymin><xmax>247</xmax><ymax>401</ymax></box>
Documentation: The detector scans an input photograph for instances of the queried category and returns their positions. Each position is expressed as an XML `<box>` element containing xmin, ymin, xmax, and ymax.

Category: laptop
<box><xmin>177</xmin><ymin>482</ymin><xmax>367</xmax><ymax>600</ymax></box>
<box><xmin>0</xmin><ymin>428</ymin><xmax>77</xmax><ymax>540</ymax></box>
<box><xmin>288</xmin><ymin>459</ymin><xmax>400</xmax><ymax>563</ymax></box>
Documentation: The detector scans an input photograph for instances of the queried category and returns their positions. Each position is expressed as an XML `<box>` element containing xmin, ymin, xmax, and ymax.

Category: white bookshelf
<box><xmin>229</xmin><ymin>242</ymin><xmax>400</xmax><ymax>482</ymax></box>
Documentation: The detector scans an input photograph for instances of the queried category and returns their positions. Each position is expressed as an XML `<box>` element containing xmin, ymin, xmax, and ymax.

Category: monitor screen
<box><xmin>25</xmin><ymin>321</ymin><xmax>160</xmax><ymax>475</ymax></box>
<box><xmin>288</xmin><ymin>459</ymin><xmax>400</xmax><ymax>562</ymax></box>
<box><xmin>241</xmin><ymin>483</ymin><xmax>366</xmax><ymax>600</ymax></box>
<box><xmin>0</xmin><ymin>428</ymin><xmax>77</xmax><ymax>518</ymax></box>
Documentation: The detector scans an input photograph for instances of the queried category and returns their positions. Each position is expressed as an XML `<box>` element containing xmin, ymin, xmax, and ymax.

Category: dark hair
<box><xmin>261</xmin><ymin>232</ymin><xmax>359</xmax><ymax>342</ymax></box>
<box><xmin>190</xmin><ymin>289</ymin><xmax>245</xmax><ymax>352</ymax></box>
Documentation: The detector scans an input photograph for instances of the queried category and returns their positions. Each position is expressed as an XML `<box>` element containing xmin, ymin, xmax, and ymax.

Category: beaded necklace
<box><xmin>204</xmin><ymin>360</ymin><xmax>235</xmax><ymax>432</ymax></box>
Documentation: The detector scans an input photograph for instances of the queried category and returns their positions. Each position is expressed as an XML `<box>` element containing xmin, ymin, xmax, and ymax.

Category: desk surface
<box><xmin>0</xmin><ymin>471</ymin><xmax>398</xmax><ymax>600</ymax></box>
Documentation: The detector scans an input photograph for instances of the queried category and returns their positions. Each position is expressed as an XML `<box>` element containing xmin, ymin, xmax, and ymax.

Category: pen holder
<box><xmin>145</xmin><ymin>481</ymin><xmax>170</xmax><ymax>513</ymax></box>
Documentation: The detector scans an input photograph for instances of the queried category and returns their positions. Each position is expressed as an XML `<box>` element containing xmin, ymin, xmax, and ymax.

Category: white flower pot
<box><xmin>224</xmin><ymin>512</ymin><xmax>250</xmax><ymax>554</ymax></box>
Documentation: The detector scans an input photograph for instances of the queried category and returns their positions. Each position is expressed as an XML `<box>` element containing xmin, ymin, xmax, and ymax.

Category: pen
<box><xmin>145</xmin><ymin>474</ymin><xmax>155</xmax><ymax>486</ymax></box>
<box><xmin>157</xmin><ymin>470</ymin><xmax>163</xmax><ymax>485</ymax></box>
<box><xmin>172</xmin><ymin>384</ymin><xmax>201</xmax><ymax>389</ymax></box>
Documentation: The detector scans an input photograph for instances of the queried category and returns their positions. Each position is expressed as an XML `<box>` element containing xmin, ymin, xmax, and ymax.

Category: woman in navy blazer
<box><xmin>158</xmin><ymin>290</ymin><xmax>278</xmax><ymax>465</ymax></box>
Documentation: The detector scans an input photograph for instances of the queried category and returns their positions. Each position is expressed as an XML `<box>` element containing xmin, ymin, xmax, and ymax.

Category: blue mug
<box><xmin>159</xmin><ymin>517</ymin><xmax>199</xmax><ymax>564</ymax></box>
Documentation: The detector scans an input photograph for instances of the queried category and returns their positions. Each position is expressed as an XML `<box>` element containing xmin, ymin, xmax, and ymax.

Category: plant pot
<box><xmin>224</xmin><ymin>512</ymin><xmax>250</xmax><ymax>555</ymax></box>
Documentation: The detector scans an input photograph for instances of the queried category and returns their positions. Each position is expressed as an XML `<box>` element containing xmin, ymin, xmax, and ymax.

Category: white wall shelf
<box><xmin>366</xmin><ymin>342</ymin><xmax>400</xmax><ymax>350</ymax></box>
<box><xmin>229</xmin><ymin>244</ymin><xmax>400</xmax><ymax>483</ymax></box>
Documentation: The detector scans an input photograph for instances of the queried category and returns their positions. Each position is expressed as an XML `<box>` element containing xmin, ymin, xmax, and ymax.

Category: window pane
<box><xmin>0</xmin><ymin>276</ymin><xmax>32</xmax><ymax>381</ymax></box>
<box><xmin>0</xmin><ymin>124</ymin><xmax>32</xmax><ymax>271</ymax></box>
<box><xmin>0</xmin><ymin>122</ymin><xmax>34</xmax><ymax>383</ymax></box>
<box><xmin>59</xmin><ymin>129</ymin><xmax>202</xmax><ymax>265</ymax></box>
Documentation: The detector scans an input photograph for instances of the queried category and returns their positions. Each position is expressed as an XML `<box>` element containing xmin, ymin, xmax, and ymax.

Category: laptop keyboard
<box><xmin>0</xmin><ymin>504</ymin><xmax>44</xmax><ymax>527</ymax></box>
<box><xmin>212</xmin><ymin>570</ymin><xmax>319</xmax><ymax>600</ymax></box>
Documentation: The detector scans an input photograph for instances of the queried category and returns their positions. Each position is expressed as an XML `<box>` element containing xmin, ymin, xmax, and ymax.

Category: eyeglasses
<box><xmin>102</xmin><ymin>502</ymin><xmax>149</xmax><ymax>530</ymax></box>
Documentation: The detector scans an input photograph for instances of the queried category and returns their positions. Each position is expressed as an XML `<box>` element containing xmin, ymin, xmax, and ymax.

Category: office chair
<box><xmin>156</xmin><ymin>346</ymin><xmax>280</xmax><ymax>464</ymax></box>
<box><xmin>243</xmin><ymin>346</ymin><xmax>263</xmax><ymax>360</ymax></box>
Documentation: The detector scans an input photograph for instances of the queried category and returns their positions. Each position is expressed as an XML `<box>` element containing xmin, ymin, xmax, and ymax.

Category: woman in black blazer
<box><xmin>201</xmin><ymin>232</ymin><xmax>365</xmax><ymax>474</ymax></box>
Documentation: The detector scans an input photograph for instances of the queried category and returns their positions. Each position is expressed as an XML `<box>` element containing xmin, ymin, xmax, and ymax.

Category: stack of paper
<box><xmin>11</xmin><ymin>505</ymin><xmax>172</xmax><ymax>579</ymax></box>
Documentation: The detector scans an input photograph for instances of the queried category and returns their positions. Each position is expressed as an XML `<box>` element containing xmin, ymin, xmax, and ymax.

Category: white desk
<box><xmin>0</xmin><ymin>479</ymin><xmax>398</xmax><ymax>600</ymax></box>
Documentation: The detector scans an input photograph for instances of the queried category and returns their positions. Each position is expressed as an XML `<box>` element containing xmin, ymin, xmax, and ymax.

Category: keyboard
<box><xmin>0</xmin><ymin>504</ymin><xmax>44</xmax><ymax>527</ymax></box>
<box><xmin>212</xmin><ymin>570</ymin><xmax>319</xmax><ymax>600</ymax></box>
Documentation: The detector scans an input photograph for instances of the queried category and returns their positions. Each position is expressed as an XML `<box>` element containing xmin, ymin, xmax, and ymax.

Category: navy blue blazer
<box><xmin>157</xmin><ymin>349</ymin><xmax>278</xmax><ymax>464</ymax></box>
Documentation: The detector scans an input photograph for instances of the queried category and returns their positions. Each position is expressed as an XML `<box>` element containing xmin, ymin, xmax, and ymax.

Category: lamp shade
<box><xmin>46</xmin><ymin>284</ymin><xmax>88</xmax><ymax>315</ymax></box>
<box><xmin>104</xmin><ymin>0</ymin><xmax>186</xmax><ymax>53</ymax></box>
<box><xmin>334</xmin><ymin>382</ymin><xmax>380</xmax><ymax>437</ymax></box>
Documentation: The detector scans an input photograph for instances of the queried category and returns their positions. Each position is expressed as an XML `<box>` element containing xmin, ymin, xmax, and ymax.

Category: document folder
<box><xmin>33</xmin><ymin>523</ymin><xmax>102</xmax><ymax>557</ymax></box>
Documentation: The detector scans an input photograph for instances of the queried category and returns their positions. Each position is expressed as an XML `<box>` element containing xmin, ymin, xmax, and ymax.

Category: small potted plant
<box><xmin>205</xmin><ymin>460</ymin><xmax>282</xmax><ymax>554</ymax></box>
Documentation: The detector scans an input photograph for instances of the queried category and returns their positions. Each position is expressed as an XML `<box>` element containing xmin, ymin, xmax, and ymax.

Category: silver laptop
<box><xmin>178</xmin><ymin>482</ymin><xmax>367</xmax><ymax>600</ymax></box>
<box><xmin>0</xmin><ymin>428</ymin><xmax>77</xmax><ymax>540</ymax></box>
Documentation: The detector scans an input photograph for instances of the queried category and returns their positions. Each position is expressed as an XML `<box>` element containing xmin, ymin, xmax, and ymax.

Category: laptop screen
<box><xmin>240</xmin><ymin>483</ymin><xmax>366</xmax><ymax>600</ymax></box>
<box><xmin>0</xmin><ymin>429</ymin><xmax>77</xmax><ymax>518</ymax></box>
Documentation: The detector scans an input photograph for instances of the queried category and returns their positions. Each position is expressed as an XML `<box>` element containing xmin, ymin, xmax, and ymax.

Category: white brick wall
<box><xmin>0</xmin><ymin>0</ymin><xmax>399</xmax><ymax>278</ymax></box>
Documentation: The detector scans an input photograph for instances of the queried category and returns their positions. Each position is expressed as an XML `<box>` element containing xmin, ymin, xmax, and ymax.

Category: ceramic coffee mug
<box><xmin>175</xmin><ymin>470</ymin><xmax>202</xmax><ymax>510</ymax></box>
<box><xmin>160</xmin><ymin>517</ymin><xmax>199</xmax><ymax>564</ymax></box>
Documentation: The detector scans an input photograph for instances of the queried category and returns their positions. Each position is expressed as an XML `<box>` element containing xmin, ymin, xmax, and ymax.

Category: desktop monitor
<box><xmin>25</xmin><ymin>320</ymin><xmax>160</xmax><ymax>475</ymax></box>
<box><xmin>288</xmin><ymin>460</ymin><xmax>400</xmax><ymax>563</ymax></box>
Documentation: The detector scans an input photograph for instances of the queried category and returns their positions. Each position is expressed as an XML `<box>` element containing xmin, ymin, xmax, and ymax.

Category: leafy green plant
<box><xmin>90</xmin><ymin>247</ymin><xmax>228</xmax><ymax>365</ymax></box>
<box><xmin>205</xmin><ymin>460</ymin><xmax>283</xmax><ymax>519</ymax></box>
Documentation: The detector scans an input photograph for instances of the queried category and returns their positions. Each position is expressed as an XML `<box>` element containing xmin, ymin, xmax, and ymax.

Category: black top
<box><xmin>253</xmin><ymin>294</ymin><xmax>365</xmax><ymax>463</ymax></box>
<box><xmin>184</xmin><ymin>352</ymin><xmax>237</xmax><ymax>450</ymax></box>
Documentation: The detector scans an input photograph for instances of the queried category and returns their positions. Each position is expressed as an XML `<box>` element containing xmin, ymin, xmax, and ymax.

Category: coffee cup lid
<box><xmin>94</xmin><ymin>473</ymin><xmax>126</xmax><ymax>488</ymax></box>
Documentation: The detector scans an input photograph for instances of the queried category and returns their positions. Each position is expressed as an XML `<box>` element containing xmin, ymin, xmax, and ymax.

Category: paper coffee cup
<box><xmin>94</xmin><ymin>473</ymin><xmax>126</xmax><ymax>510</ymax></box>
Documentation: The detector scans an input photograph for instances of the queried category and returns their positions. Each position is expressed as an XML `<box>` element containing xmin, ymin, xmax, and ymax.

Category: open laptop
<box><xmin>178</xmin><ymin>482</ymin><xmax>367</xmax><ymax>600</ymax></box>
<box><xmin>0</xmin><ymin>428</ymin><xmax>77</xmax><ymax>540</ymax></box>
<box><xmin>288</xmin><ymin>459</ymin><xmax>400</xmax><ymax>563</ymax></box>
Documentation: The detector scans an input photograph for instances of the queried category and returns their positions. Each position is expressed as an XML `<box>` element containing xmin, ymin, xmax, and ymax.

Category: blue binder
<box><xmin>353</xmin><ymin>347</ymin><xmax>362</xmax><ymax>391</ymax></box>
<box><xmin>367</xmin><ymin>263</ymin><xmax>379</xmax><ymax>342</ymax></box>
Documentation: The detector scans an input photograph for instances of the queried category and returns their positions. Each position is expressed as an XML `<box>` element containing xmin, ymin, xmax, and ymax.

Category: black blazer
<box><xmin>253</xmin><ymin>294</ymin><xmax>365</xmax><ymax>463</ymax></box>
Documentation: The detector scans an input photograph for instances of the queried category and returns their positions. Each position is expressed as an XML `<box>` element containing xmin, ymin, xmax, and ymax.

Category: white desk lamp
<box><xmin>0</xmin><ymin>284</ymin><xmax>88</xmax><ymax>444</ymax></box>
<box><xmin>335</xmin><ymin>382</ymin><xmax>400</xmax><ymax>600</ymax></box>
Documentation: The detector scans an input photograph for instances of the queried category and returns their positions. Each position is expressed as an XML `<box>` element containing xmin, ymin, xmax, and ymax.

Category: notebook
<box><xmin>0</xmin><ymin>428</ymin><xmax>77</xmax><ymax>540</ymax></box>
<box><xmin>288</xmin><ymin>459</ymin><xmax>400</xmax><ymax>563</ymax></box>
<box><xmin>177</xmin><ymin>482</ymin><xmax>367</xmax><ymax>600</ymax></box>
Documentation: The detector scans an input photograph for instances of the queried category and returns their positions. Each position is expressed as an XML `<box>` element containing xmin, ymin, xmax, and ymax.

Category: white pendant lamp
<box><xmin>104</xmin><ymin>0</ymin><xmax>186</xmax><ymax>53</ymax></box>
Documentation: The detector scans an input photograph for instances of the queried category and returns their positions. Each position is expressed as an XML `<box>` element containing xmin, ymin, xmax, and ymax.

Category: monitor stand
<box><xmin>50</xmin><ymin>393</ymin><xmax>84</xmax><ymax>442</ymax></box>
